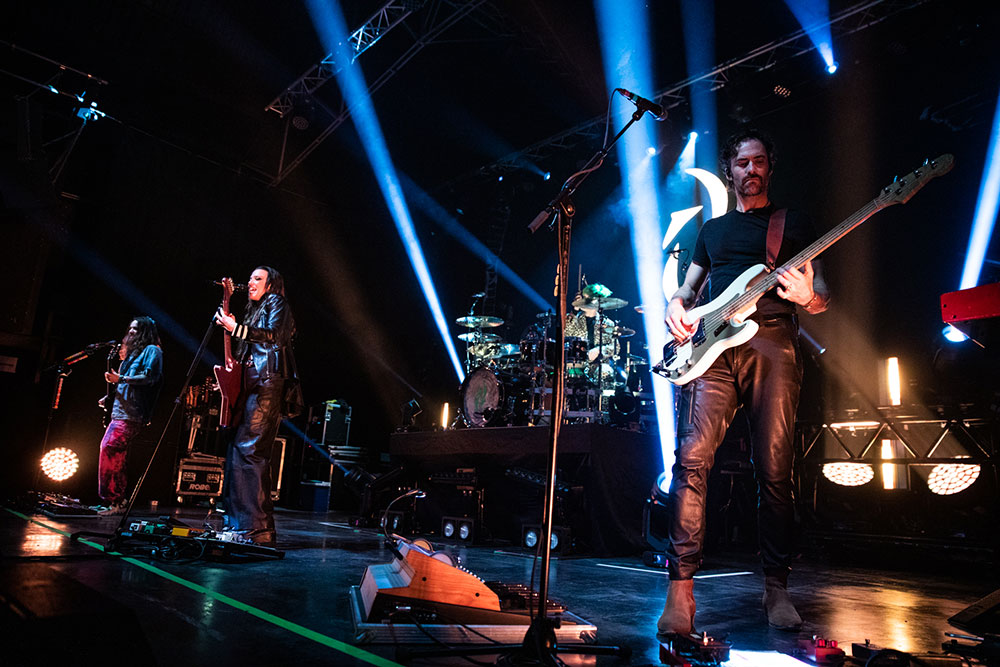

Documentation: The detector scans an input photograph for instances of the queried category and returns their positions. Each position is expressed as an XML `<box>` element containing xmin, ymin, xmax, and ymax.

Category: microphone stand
<box><xmin>405</xmin><ymin>107</ymin><xmax>646</xmax><ymax>665</ymax></box>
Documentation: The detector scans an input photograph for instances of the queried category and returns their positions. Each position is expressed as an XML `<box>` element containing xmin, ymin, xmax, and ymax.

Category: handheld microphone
<box><xmin>615</xmin><ymin>88</ymin><xmax>667</xmax><ymax>120</ymax></box>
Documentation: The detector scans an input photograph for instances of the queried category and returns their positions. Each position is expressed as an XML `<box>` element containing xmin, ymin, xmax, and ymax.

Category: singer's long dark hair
<box><xmin>243</xmin><ymin>265</ymin><xmax>286</xmax><ymax>323</ymax></box>
<box><xmin>123</xmin><ymin>316</ymin><xmax>161</xmax><ymax>361</ymax></box>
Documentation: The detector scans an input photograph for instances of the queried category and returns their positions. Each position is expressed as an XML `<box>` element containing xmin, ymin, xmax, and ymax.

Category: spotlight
<box><xmin>543</xmin><ymin>172</ymin><xmax>551</xmax><ymax>181</ymax></box>
<box><xmin>688</xmin><ymin>131</ymin><xmax>698</xmax><ymax>141</ymax></box>
<box><xmin>826</xmin><ymin>62</ymin><xmax>839</xmax><ymax>75</ymax></box>
<box><xmin>943</xmin><ymin>325</ymin><xmax>968</xmax><ymax>343</ymax></box>
<box><xmin>41</xmin><ymin>448</ymin><xmax>79</xmax><ymax>482</ymax></box>
<box><xmin>927</xmin><ymin>463</ymin><xmax>980</xmax><ymax>495</ymax></box>
<box><xmin>773</xmin><ymin>84</ymin><xmax>792</xmax><ymax>98</ymax></box>
<box><xmin>524</xmin><ymin>528</ymin><xmax>538</xmax><ymax>549</ymax></box>
<box><xmin>441</xmin><ymin>516</ymin><xmax>475</xmax><ymax>542</ymax></box>
<box><xmin>498</xmin><ymin>175</ymin><xmax>504</xmax><ymax>182</ymax></box>
<box><xmin>646</xmin><ymin>146</ymin><xmax>657</xmax><ymax>157</ymax></box>
<box><xmin>822</xmin><ymin>462</ymin><xmax>875</xmax><ymax>487</ymax></box>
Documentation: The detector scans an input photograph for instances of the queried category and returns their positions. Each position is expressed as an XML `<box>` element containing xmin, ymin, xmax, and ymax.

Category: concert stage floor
<box><xmin>2</xmin><ymin>504</ymin><xmax>994</xmax><ymax>666</ymax></box>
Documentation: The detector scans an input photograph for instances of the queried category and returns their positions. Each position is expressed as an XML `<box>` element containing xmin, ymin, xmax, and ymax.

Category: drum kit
<box><xmin>454</xmin><ymin>283</ymin><xmax>650</xmax><ymax>428</ymax></box>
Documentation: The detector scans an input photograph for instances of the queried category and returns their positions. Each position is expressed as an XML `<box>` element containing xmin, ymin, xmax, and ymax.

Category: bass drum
<box><xmin>460</xmin><ymin>366</ymin><xmax>504</xmax><ymax>427</ymax></box>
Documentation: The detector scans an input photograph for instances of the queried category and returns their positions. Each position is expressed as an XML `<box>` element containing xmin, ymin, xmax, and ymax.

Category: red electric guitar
<box><xmin>214</xmin><ymin>277</ymin><xmax>242</xmax><ymax>427</ymax></box>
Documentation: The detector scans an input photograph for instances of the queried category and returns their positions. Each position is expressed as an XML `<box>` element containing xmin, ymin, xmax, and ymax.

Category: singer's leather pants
<box><xmin>666</xmin><ymin>315</ymin><xmax>802</xmax><ymax>581</ymax></box>
<box><xmin>224</xmin><ymin>369</ymin><xmax>283</xmax><ymax>537</ymax></box>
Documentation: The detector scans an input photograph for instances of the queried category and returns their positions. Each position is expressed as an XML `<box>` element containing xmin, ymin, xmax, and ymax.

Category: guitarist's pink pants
<box><xmin>666</xmin><ymin>314</ymin><xmax>802</xmax><ymax>581</ymax></box>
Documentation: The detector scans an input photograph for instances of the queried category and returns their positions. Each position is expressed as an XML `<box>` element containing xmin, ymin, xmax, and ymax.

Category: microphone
<box><xmin>86</xmin><ymin>339</ymin><xmax>118</xmax><ymax>350</ymax></box>
<box><xmin>212</xmin><ymin>280</ymin><xmax>247</xmax><ymax>293</ymax></box>
<box><xmin>615</xmin><ymin>88</ymin><xmax>667</xmax><ymax>120</ymax></box>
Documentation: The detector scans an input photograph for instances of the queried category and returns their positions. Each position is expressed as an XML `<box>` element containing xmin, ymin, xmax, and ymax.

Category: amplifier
<box><xmin>175</xmin><ymin>454</ymin><xmax>224</xmax><ymax>503</ymax></box>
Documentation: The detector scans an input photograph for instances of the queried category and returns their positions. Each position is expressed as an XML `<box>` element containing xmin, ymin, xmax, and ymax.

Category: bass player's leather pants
<box><xmin>666</xmin><ymin>315</ymin><xmax>802</xmax><ymax>580</ymax></box>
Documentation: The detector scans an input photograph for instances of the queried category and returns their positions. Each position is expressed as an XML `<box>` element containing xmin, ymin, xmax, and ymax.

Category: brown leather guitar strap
<box><xmin>766</xmin><ymin>208</ymin><xmax>787</xmax><ymax>271</ymax></box>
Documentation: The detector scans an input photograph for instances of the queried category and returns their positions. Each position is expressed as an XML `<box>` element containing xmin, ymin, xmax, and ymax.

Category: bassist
<box><xmin>658</xmin><ymin>128</ymin><xmax>829</xmax><ymax>635</ymax></box>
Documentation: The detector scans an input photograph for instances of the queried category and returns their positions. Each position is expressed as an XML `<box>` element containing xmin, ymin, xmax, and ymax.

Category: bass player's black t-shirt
<box><xmin>691</xmin><ymin>205</ymin><xmax>819</xmax><ymax>317</ymax></box>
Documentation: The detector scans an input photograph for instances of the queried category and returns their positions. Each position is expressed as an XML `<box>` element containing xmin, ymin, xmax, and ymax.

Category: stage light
<box><xmin>41</xmin><ymin>447</ymin><xmax>79</xmax><ymax>482</ymax></box>
<box><xmin>543</xmin><ymin>171</ymin><xmax>551</xmax><ymax>181</ymax></box>
<box><xmin>497</xmin><ymin>175</ymin><xmax>504</xmax><ymax>182</ymax></box>
<box><xmin>886</xmin><ymin>357</ymin><xmax>902</xmax><ymax>406</ymax></box>
<box><xmin>782</xmin><ymin>1</ymin><xmax>837</xmax><ymax>76</ymax></box>
<box><xmin>524</xmin><ymin>528</ymin><xmax>538</xmax><ymax>549</ymax></box>
<box><xmin>943</xmin><ymin>325</ymin><xmax>969</xmax><ymax>343</ymax></box>
<box><xmin>881</xmin><ymin>440</ymin><xmax>897</xmax><ymax>490</ymax></box>
<box><xmin>442</xmin><ymin>519</ymin><xmax>455</xmax><ymax>538</ymax></box>
<box><xmin>773</xmin><ymin>84</ymin><xmax>792</xmax><ymax>98</ymax></box>
<box><xmin>306</xmin><ymin>0</ymin><xmax>464</xmax><ymax>383</ymax></box>
<box><xmin>689</xmin><ymin>131</ymin><xmax>698</xmax><ymax>141</ymax></box>
<box><xmin>826</xmin><ymin>62</ymin><xmax>838</xmax><ymax>75</ymax></box>
<box><xmin>927</xmin><ymin>463</ymin><xmax>980</xmax><ymax>495</ymax></box>
<box><xmin>646</xmin><ymin>146</ymin><xmax>657</xmax><ymax>157</ymax></box>
<box><xmin>822</xmin><ymin>462</ymin><xmax>874</xmax><ymax>487</ymax></box>
<box><xmin>458</xmin><ymin>522</ymin><xmax>471</xmax><ymax>541</ymax></box>
<box><xmin>440</xmin><ymin>402</ymin><xmax>449</xmax><ymax>430</ymax></box>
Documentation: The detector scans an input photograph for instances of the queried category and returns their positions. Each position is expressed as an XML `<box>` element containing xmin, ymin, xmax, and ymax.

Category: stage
<box><xmin>2</xmin><ymin>503</ymin><xmax>994</xmax><ymax>666</ymax></box>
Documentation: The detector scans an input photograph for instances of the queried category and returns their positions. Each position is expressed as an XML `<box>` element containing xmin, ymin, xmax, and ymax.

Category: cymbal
<box><xmin>456</xmin><ymin>315</ymin><xmax>504</xmax><ymax>328</ymax></box>
<box><xmin>612</xmin><ymin>326</ymin><xmax>636</xmax><ymax>338</ymax></box>
<box><xmin>491</xmin><ymin>343</ymin><xmax>519</xmax><ymax>358</ymax></box>
<box><xmin>458</xmin><ymin>331</ymin><xmax>501</xmax><ymax>343</ymax></box>
<box><xmin>572</xmin><ymin>295</ymin><xmax>628</xmax><ymax>311</ymax></box>
<box><xmin>581</xmin><ymin>283</ymin><xmax>612</xmax><ymax>299</ymax></box>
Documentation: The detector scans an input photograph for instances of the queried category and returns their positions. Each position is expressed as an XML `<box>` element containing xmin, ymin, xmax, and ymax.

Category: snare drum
<box><xmin>460</xmin><ymin>366</ymin><xmax>504</xmax><ymax>427</ymax></box>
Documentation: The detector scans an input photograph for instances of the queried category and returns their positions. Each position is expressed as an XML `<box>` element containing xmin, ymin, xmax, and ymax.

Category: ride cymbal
<box><xmin>455</xmin><ymin>315</ymin><xmax>504</xmax><ymax>328</ymax></box>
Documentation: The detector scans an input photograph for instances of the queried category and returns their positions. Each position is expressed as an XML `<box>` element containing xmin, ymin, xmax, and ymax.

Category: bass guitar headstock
<box><xmin>875</xmin><ymin>154</ymin><xmax>954</xmax><ymax>208</ymax></box>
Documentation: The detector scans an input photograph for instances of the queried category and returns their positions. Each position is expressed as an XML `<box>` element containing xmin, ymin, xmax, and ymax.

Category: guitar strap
<box><xmin>766</xmin><ymin>208</ymin><xmax>787</xmax><ymax>271</ymax></box>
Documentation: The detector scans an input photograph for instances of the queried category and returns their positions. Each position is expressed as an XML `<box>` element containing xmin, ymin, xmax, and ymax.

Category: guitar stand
<box><xmin>72</xmin><ymin>317</ymin><xmax>220</xmax><ymax>550</ymax></box>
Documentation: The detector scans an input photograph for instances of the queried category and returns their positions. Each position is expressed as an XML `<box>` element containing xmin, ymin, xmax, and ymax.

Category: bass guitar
<box><xmin>655</xmin><ymin>154</ymin><xmax>954</xmax><ymax>386</ymax></box>
<box><xmin>214</xmin><ymin>277</ymin><xmax>242</xmax><ymax>427</ymax></box>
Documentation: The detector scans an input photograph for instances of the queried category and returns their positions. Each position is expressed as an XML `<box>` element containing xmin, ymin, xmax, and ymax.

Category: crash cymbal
<box><xmin>581</xmin><ymin>283</ymin><xmax>613</xmax><ymax>299</ymax></box>
<box><xmin>612</xmin><ymin>326</ymin><xmax>636</xmax><ymax>338</ymax></box>
<box><xmin>573</xmin><ymin>295</ymin><xmax>628</xmax><ymax>311</ymax></box>
<box><xmin>456</xmin><ymin>315</ymin><xmax>504</xmax><ymax>328</ymax></box>
<box><xmin>458</xmin><ymin>331</ymin><xmax>501</xmax><ymax>343</ymax></box>
<box><xmin>634</xmin><ymin>304</ymin><xmax>645</xmax><ymax>314</ymax></box>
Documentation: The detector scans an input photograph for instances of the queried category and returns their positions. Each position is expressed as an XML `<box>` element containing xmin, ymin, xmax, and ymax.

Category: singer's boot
<box><xmin>657</xmin><ymin>578</ymin><xmax>695</xmax><ymax>635</ymax></box>
<box><xmin>762</xmin><ymin>575</ymin><xmax>802</xmax><ymax>630</ymax></box>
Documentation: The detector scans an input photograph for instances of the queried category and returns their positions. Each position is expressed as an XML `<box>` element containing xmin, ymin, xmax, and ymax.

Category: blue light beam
<box><xmin>782</xmin><ymin>0</ymin><xmax>837</xmax><ymax>74</ymax></box>
<box><xmin>594</xmin><ymin>0</ymin><xmax>677</xmax><ymax>481</ymax></box>
<box><xmin>398</xmin><ymin>173</ymin><xmax>552</xmax><ymax>313</ymax></box>
<box><xmin>959</xmin><ymin>86</ymin><xmax>1000</xmax><ymax>290</ymax></box>
<box><xmin>306</xmin><ymin>0</ymin><xmax>464</xmax><ymax>382</ymax></box>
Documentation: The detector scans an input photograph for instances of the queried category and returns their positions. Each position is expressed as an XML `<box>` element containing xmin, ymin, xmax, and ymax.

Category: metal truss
<box><xmin>264</xmin><ymin>0</ymin><xmax>487</xmax><ymax>186</ymax></box>
<box><xmin>264</xmin><ymin>1</ymin><xmax>424</xmax><ymax>118</ymax></box>
<box><xmin>458</xmin><ymin>0</ymin><xmax>937</xmax><ymax>183</ymax></box>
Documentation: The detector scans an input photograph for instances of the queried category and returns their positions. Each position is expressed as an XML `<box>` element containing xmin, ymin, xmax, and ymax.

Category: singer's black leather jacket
<box><xmin>232</xmin><ymin>293</ymin><xmax>296</xmax><ymax>384</ymax></box>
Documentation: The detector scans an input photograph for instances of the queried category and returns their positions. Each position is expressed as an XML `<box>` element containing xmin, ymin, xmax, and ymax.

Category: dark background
<box><xmin>2</xmin><ymin>1</ymin><xmax>998</xmax><ymax>502</ymax></box>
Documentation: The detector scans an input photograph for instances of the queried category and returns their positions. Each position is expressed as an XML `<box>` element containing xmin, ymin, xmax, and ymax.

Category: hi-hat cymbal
<box><xmin>572</xmin><ymin>295</ymin><xmax>628</xmax><ymax>311</ymax></box>
<box><xmin>456</xmin><ymin>315</ymin><xmax>504</xmax><ymax>328</ymax></box>
<box><xmin>458</xmin><ymin>331</ymin><xmax>501</xmax><ymax>343</ymax></box>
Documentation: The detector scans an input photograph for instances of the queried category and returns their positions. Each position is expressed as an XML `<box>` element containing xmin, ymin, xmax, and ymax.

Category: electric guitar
<box><xmin>213</xmin><ymin>277</ymin><xmax>242</xmax><ymax>427</ymax></box>
<box><xmin>101</xmin><ymin>343</ymin><xmax>122</xmax><ymax>428</ymax></box>
<box><xmin>655</xmin><ymin>154</ymin><xmax>954</xmax><ymax>386</ymax></box>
